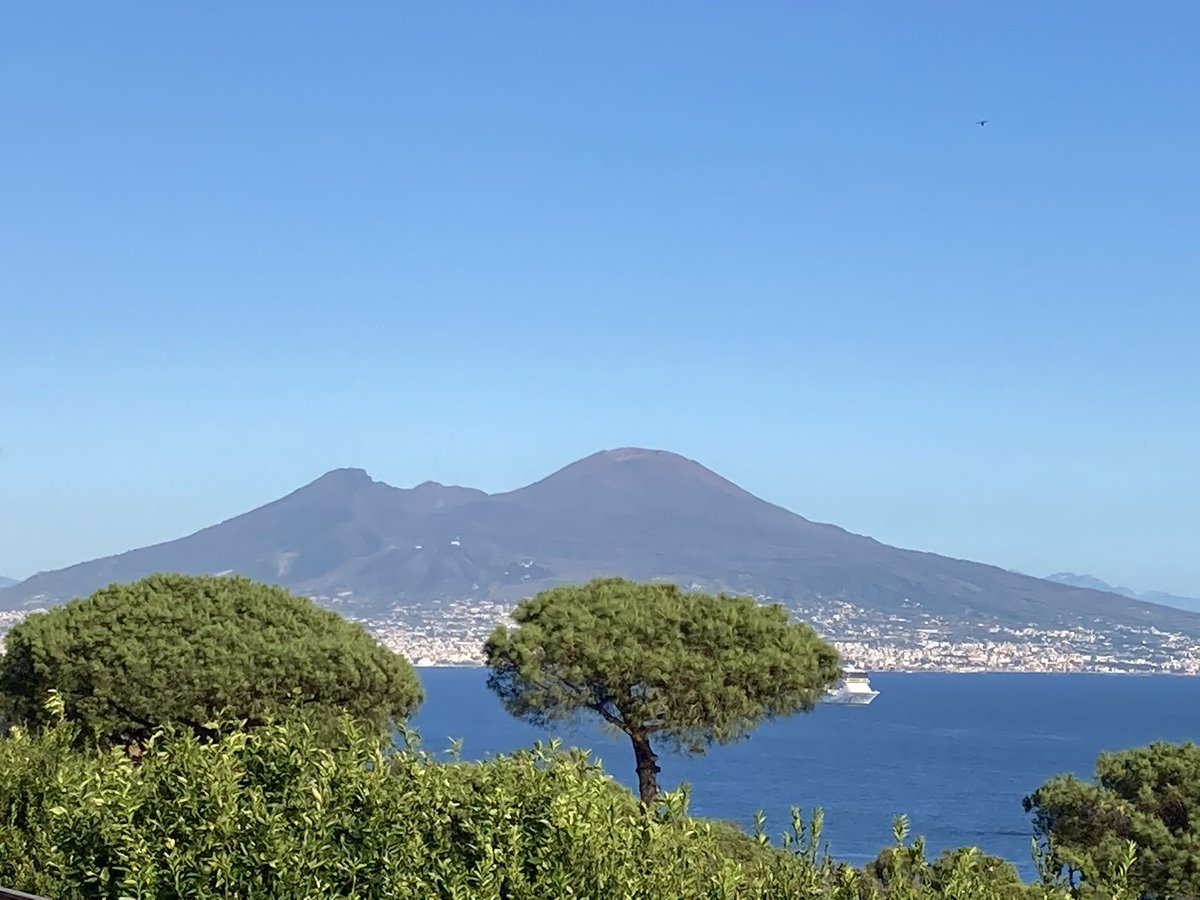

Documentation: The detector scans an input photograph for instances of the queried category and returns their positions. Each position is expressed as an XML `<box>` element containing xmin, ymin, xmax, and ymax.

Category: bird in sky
<box><xmin>976</xmin><ymin>119</ymin><xmax>989</xmax><ymax>127</ymax></box>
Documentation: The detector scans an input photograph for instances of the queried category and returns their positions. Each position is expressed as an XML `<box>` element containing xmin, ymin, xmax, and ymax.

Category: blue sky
<box><xmin>2</xmin><ymin>3</ymin><xmax>1197</xmax><ymax>595</ymax></box>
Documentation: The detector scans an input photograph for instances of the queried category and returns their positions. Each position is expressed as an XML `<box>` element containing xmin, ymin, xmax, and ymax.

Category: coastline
<box><xmin>411</xmin><ymin>662</ymin><xmax>1197</xmax><ymax>676</ymax></box>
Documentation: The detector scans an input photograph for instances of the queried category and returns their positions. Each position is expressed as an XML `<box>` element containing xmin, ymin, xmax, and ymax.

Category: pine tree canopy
<box><xmin>0</xmin><ymin>573</ymin><xmax>422</xmax><ymax>747</ymax></box>
<box><xmin>485</xmin><ymin>577</ymin><xmax>841</xmax><ymax>801</ymax></box>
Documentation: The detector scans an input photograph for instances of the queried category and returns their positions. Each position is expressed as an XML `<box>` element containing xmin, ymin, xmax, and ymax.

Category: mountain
<box><xmin>1046</xmin><ymin>572</ymin><xmax>1200</xmax><ymax>614</ymax></box>
<box><xmin>3</xmin><ymin>449</ymin><xmax>1199</xmax><ymax>638</ymax></box>
<box><xmin>0</xmin><ymin>576</ymin><xmax>17</xmax><ymax>589</ymax></box>
<box><xmin>1044</xmin><ymin>572</ymin><xmax>1136</xmax><ymax>597</ymax></box>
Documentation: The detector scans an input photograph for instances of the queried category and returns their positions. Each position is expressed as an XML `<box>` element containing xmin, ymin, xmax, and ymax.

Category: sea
<box><xmin>409</xmin><ymin>669</ymin><xmax>1200</xmax><ymax>878</ymax></box>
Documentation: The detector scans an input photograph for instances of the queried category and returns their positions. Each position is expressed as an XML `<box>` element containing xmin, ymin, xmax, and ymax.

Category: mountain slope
<box><xmin>3</xmin><ymin>449</ymin><xmax>1198</xmax><ymax>637</ymax></box>
<box><xmin>0</xmin><ymin>576</ymin><xmax>17</xmax><ymax>589</ymax></box>
<box><xmin>1045</xmin><ymin>572</ymin><xmax>1138</xmax><ymax>597</ymax></box>
<box><xmin>1047</xmin><ymin>572</ymin><xmax>1200</xmax><ymax>614</ymax></box>
<box><xmin>0</xmin><ymin>468</ymin><xmax>485</xmax><ymax>608</ymax></box>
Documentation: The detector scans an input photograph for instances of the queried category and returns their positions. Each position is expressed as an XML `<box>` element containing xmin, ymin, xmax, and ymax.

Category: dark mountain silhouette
<box><xmin>3</xmin><ymin>448</ymin><xmax>1198</xmax><ymax>636</ymax></box>
<box><xmin>1046</xmin><ymin>572</ymin><xmax>1200</xmax><ymax>614</ymax></box>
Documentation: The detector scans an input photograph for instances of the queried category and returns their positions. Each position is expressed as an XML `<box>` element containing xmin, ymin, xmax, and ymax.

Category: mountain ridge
<box><xmin>3</xmin><ymin>448</ymin><xmax>1198</xmax><ymax>638</ymax></box>
<box><xmin>1046</xmin><ymin>572</ymin><xmax>1200</xmax><ymax>614</ymax></box>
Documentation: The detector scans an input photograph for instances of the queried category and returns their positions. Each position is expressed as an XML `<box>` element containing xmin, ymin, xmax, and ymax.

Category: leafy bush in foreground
<box><xmin>0</xmin><ymin>700</ymin><xmax>1132</xmax><ymax>900</ymax></box>
<box><xmin>862</xmin><ymin>830</ymin><xmax>1039</xmax><ymax>900</ymax></box>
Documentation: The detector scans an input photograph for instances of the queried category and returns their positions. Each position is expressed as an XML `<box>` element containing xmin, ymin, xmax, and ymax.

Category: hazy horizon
<box><xmin>2</xmin><ymin>4</ymin><xmax>1197</xmax><ymax>596</ymax></box>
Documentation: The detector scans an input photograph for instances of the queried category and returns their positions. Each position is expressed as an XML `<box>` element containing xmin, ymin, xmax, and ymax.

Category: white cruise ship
<box><xmin>823</xmin><ymin>670</ymin><xmax>879</xmax><ymax>706</ymax></box>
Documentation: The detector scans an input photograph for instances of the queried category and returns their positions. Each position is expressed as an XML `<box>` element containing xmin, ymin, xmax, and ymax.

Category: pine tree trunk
<box><xmin>630</xmin><ymin>729</ymin><xmax>661</xmax><ymax>804</ymax></box>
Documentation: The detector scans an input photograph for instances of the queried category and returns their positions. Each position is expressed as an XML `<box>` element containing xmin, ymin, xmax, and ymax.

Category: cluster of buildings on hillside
<box><xmin>794</xmin><ymin>601</ymin><xmax>1200</xmax><ymax>674</ymax></box>
<box><xmin>835</xmin><ymin>637</ymin><xmax>1200</xmax><ymax>674</ymax></box>
<box><xmin>360</xmin><ymin>597</ymin><xmax>514</xmax><ymax>666</ymax></box>
<box><xmin>0</xmin><ymin>610</ymin><xmax>28</xmax><ymax>637</ymax></box>
<box><xmin>2</xmin><ymin>592</ymin><xmax>1197</xmax><ymax>675</ymax></box>
<box><xmin>358</xmin><ymin>595</ymin><xmax>1200</xmax><ymax>674</ymax></box>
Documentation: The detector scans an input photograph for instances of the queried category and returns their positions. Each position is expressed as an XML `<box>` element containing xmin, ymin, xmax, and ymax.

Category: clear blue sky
<box><xmin>2</xmin><ymin>3</ymin><xmax>1197</xmax><ymax>595</ymax></box>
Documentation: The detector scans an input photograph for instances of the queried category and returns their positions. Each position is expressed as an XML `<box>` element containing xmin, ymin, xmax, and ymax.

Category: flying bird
<box><xmin>976</xmin><ymin>119</ymin><xmax>989</xmax><ymax>127</ymax></box>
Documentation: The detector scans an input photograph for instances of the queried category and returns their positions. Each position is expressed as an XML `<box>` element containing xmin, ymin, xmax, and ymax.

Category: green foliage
<box><xmin>484</xmin><ymin>577</ymin><xmax>842</xmax><ymax>801</ymax></box>
<box><xmin>863</xmin><ymin>842</ymin><xmax>1035</xmax><ymax>899</ymax></box>
<box><xmin>0</xmin><ymin>573</ymin><xmax>422</xmax><ymax>747</ymax></box>
<box><xmin>0</xmin><ymin>704</ymin><xmax>1096</xmax><ymax>900</ymax></box>
<box><xmin>928</xmin><ymin>847</ymin><xmax>1027</xmax><ymax>895</ymax></box>
<box><xmin>1025</xmin><ymin>740</ymin><xmax>1200</xmax><ymax>899</ymax></box>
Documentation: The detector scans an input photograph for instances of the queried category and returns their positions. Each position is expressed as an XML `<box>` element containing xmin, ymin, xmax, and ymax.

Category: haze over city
<box><xmin>2</xmin><ymin>3</ymin><xmax>1197</xmax><ymax>596</ymax></box>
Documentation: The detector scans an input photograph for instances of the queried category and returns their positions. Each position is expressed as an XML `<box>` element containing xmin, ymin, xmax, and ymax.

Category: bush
<box><xmin>0</xmin><ymin>699</ymin><xmax>1117</xmax><ymax>900</ymax></box>
<box><xmin>863</xmin><ymin>839</ymin><xmax>1038</xmax><ymax>900</ymax></box>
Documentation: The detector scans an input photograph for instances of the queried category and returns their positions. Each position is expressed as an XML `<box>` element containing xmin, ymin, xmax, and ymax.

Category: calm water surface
<box><xmin>410</xmin><ymin>670</ymin><xmax>1200</xmax><ymax>875</ymax></box>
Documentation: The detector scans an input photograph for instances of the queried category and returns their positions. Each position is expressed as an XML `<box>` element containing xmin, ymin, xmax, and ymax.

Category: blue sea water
<box><xmin>410</xmin><ymin>669</ymin><xmax>1200</xmax><ymax>876</ymax></box>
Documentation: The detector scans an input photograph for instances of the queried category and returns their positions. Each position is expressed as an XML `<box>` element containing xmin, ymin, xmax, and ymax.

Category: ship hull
<box><xmin>823</xmin><ymin>691</ymin><xmax>879</xmax><ymax>706</ymax></box>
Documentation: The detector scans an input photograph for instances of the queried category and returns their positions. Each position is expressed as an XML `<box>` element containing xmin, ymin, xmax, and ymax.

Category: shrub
<box><xmin>0</xmin><ymin>698</ymin><xmax>1116</xmax><ymax>900</ymax></box>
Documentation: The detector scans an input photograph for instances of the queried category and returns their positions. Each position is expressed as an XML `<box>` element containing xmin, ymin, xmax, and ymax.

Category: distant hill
<box><xmin>0</xmin><ymin>576</ymin><xmax>16</xmax><ymax>589</ymax></box>
<box><xmin>1046</xmin><ymin>572</ymin><xmax>1200</xmax><ymax>614</ymax></box>
<box><xmin>3</xmin><ymin>448</ymin><xmax>1199</xmax><ymax>637</ymax></box>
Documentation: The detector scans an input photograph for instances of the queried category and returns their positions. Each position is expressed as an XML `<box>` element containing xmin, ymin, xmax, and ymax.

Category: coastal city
<box><xmin>354</xmin><ymin>595</ymin><xmax>1200</xmax><ymax>675</ymax></box>
<box><xmin>2</xmin><ymin>592</ymin><xmax>1197</xmax><ymax>675</ymax></box>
